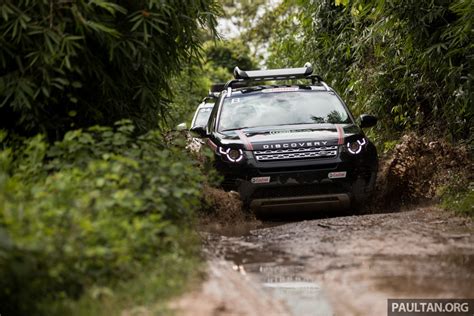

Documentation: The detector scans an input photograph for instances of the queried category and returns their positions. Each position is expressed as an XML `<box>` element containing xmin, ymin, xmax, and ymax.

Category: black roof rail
<box><xmin>202</xmin><ymin>95</ymin><xmax>217</xmax><ymax>102</ymax></box>
<box><xmin>223</xmin><ymin>63</ymin><xmax>329</xmax><ymax>91</ymax></box>
<box><xmin>210</xmin><ymin>83</ymin><xmax>225</xmax><ymax>93</ymax></box>
<box><xmin>205</xmin><ymin>92</ymin><xmax>220</xmax><ymax>99</ymax></box>
<box><xmin>223</xmin><ymin>79</ymin><xmax>244</xmax><ymax>89</ymax></box>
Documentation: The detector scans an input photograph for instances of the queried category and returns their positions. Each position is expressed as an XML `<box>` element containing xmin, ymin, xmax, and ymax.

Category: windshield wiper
<box><xmin>222</xmin><ymin>123</ymin><xmax>316</xmax><ymax>131</ymax></box>
<box><xmin>241</xmin><ymin>86</ymin><xmax>266</xmax><ymax>93</ymax></box>
<box><xmin>272</xmin><ymin>122</ymin><xmax>316</xmax><ymax>126</ymax></box>
<box><xmin>220</xmin><ymin>127</ymin><xmax>252</xmax><ymax>132</ymax></box>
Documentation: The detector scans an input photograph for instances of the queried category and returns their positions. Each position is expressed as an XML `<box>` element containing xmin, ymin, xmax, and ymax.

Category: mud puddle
<box><xmin>230</xmin><ymin>250</ymin><xmax>333</xmax><ymax>315</ymax></box>
<box><xmin>204</xmin><ymin>229</ymin><xmax>334</xmax><ymax>316</ymax></box>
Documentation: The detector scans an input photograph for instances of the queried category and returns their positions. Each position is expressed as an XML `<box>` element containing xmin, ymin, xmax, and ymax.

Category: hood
<box><xmin>216</xmin><ymin>124</ymin><xmax>362</xmax><ymax>150</ymax></box>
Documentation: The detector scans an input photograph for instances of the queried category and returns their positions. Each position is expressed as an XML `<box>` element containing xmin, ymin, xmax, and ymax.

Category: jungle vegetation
<box><xmin>0</xmin><ymin>0</ymin><xmax>472</xmax><ymax>314</ymax></box>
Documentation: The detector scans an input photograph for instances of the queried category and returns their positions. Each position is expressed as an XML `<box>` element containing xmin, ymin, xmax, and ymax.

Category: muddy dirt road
<box><xmin>174</xmin><ymin>207</ymin><xmax>474</xmax><ymax>316</ymax></box>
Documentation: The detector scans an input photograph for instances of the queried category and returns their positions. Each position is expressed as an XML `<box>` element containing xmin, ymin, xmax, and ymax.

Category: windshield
<box><xmin>218</xmin><ymin>91</ymin><xmax>352</xmax><ymax>131</ymax></box>
<box><xmin>193</xmin><ymin>106</ymin><xmax>213</xmax><ymax>127</ymax></box>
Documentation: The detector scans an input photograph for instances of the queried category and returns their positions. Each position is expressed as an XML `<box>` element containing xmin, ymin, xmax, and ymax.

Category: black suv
<box><xmin>191</xmin><ymin>64</ymin><xmax>378</xmax><ymax>211</ymax></box>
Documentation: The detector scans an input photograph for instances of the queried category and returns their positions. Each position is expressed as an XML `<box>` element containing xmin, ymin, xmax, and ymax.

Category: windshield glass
<box><xmin>218</xmin><ymin>91</ymin><xmax>351</xmax><ymax>131</ymax></box>
<box><xmin>193</xmin><ymin>106</ymin><xmax>213</xmax><ymax>127</ymax></box>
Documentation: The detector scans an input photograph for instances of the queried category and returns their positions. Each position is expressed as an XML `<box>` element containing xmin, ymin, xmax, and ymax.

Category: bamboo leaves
<box><xmin>0</xmin><ymin>0</ymin><xmax>220</xmax><ymax>139</ymax></box>
<box><xmin>267</xmin><ymin>0</ymin><xmax>473</xmax><ymax>143</ymax></box>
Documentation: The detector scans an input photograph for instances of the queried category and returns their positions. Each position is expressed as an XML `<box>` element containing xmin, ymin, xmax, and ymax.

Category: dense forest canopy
<box><xmin>0</xmin><ymin>0</ymin><xmax>220</xmax><ymax>139</ymax></box>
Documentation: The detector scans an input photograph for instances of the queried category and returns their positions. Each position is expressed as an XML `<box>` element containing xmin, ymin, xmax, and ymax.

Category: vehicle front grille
<box><xmin>254</xmin><ymin>146</ymin><xmax>338</xmax><ymax>162</ymax></box>
<box><xmin>258</xmin><ymin>163</ymin><xmax>338</xmax><ymax>174</ymax></box>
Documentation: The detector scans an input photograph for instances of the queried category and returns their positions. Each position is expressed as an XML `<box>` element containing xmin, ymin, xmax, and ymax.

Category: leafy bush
<box><xmin>0</xmin><ymin>121</ymin><xmax>204</xmax><ymax>315</ymax></box>
<box><xmin>0</xmin><ymin>0</ymin><xmax>220</xmax><ymax>137</ymax></box>
<box><xmin>440</xmin><ymin>178</ymin><xmax>474</xmax><ymax>217</ymax></box>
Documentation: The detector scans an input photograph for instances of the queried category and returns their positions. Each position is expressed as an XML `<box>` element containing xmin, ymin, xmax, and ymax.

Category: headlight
<box><xmin>346</xmin><ymin>138</ymin><xmax>367</xmax><ymax>154</ymax></box>
<box><xmin>218</xmin><ymin>147</ymin><xmax>244</xmax><ymax>162</ymax></box>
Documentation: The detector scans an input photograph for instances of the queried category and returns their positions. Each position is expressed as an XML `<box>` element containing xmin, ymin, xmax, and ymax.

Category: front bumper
<box><xmin>217</xmin><ymin>153</ymin><xmax>377</xmax><ymax>210</ymax></box>
<box><xmin>250</xmin><ymin>193</ymin><xmax>351</xmax><ymax>212</ymax></box>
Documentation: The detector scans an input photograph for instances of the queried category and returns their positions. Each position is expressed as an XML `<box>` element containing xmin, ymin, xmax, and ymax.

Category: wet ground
<box><xmin>175</xmin><ymin>207</ymin><xmax>474</xmax><ymax>316</ymax></box>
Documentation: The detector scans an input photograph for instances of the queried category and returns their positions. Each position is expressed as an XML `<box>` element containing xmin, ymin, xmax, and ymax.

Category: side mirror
<box><xmin>190</xmin><ymin>126</ymin><xmax>208</xmax><ymax>138</ymax></box>
<box><xmin>176</xmin><ymin>122</ymin><xmax>187</xmax><ymax>131</ymax></box>
<box><xmin>359</xmin><ymin>114</ymin><xmax>377</xmax><ymax>128</ymax></box>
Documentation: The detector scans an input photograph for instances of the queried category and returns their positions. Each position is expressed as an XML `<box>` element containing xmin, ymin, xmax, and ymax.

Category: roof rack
<box><xmin>233</xmin><ymin>62</ymin><xmax>313</xmax><ymax>80</ymax></box>
<box><xmin>224</xmin><ymin>63</ymin><xmax>330</xmax><ymax>91</ymax></box>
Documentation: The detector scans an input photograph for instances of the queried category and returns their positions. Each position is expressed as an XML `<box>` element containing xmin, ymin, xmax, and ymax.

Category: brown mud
<box><xmin>374</xmin><ymin>133</ymin><xmax>472</xmax><ymax>208</ymax></box>
<box><xmin>174</xmin><ymin>207</ymin><xmax>473</xmax><ymax>316</ymax></box>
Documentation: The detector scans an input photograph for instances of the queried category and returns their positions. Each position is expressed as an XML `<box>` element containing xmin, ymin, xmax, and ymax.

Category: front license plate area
<box><xmin>328</xmin><ymin>171</ymin><xmax>347</xmax><ymax>179</ymax></box>
<box><xmin>251</xmin><ymin>176</ymin><xmax>271</xmax><ymax>184</ymax></box>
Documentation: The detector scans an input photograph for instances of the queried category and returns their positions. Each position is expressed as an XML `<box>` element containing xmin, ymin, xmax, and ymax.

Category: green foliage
<box><xmin>440</xmin><ymin>178</ymin><xmax>474</xmax><ymax>217</ymax></box>
<box><xmin>168</xmin><ymin>39</ymin><xmax>256</xmax><ymax>127</ymax></box>
<box><xmin>205</xmin><ymin>40</ymin><xmax>256</xmax><ymax>72</ymax></box>
<box><xmin>219</xmin><ymin>0</ymin><xmax>283</xmax><ymax>63</ymax></box>
<box><xmin>266</xmin><ymin>0</ymin><xmax>473</xmax><ymax>144</ymax></box>
<box><xmin>0</xmin><ymin>121</ymin><xmax>204</xmax><ymax>315</ymax></box>
<box><xmin>167</xmin><ymin>64</ymin><xmax>215</xmax><ymax>128</ymax></box>
<box><xmin>441</xmin><ymin>187</ymin><xmax>474</xmax><ymax>217</ymax></box>
<box><xmin>43</xmin><ymin>245</ymin><xmax>201</xmax><ymax>315</ymax></box>
<box><xmin>220</xmin><ymin>0</ymin><xmax>268</xmax><ymax>32</ymax></box>
<box><xmin>0</xmin><ymin>0</ymin><xmax>220</xmax><ymax>138</ymax></box>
